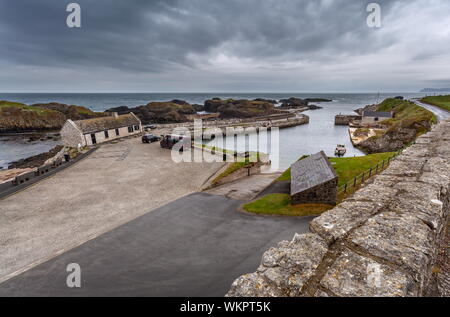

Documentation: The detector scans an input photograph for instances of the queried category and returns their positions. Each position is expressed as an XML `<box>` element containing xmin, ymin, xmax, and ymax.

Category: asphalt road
<box><xmin>0</xmin><ymin>193</ymin><xmax>313</xmax><ymax>297</ymax></box>
<box><xmin>0</xmin><ymin>138</ymin><xmax>224</xmax><ymax>283</ymax></box>
<box><xmin>412</xmin><ymin>99</ymin><xmax>450</xmax><ymax>121</ymax></box>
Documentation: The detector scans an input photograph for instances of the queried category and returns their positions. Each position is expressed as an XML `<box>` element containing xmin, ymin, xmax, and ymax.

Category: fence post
<box><xmin>362</xmin><ymin>172</ymin><xmax>365</xmax><ymax>184</ymax></box>
<box><xmin>344</xmin><ymin>183</ymin><xmax>347</xmax><ymax>193</ymax></box>
<box><xmin>376</xmin><ymin>163</ymin><xmax>379</xmax><ymax>174</ymax></box>
<box><xmin>354</xmin><ymin>177</ymin><xmax>357</xmax><ymax>188</ymax></box>
<box><xmin>369</xmin><ymin>168</ymin><xmax>372</xmax><ymax>178</ymax></box>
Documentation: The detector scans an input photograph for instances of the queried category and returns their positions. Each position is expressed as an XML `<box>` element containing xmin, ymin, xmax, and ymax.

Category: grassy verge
<box><xmin>420</xmin><ymin>95</ymin><xmax>450</xmax><ymax>112</ymax></box>
<box><xmin>243</xmin><ymin>194</ymin><xmax>333</xmax><ymax>217</ymax></box>
<box><xmin>196</xmin><ymin>144</ymin><xmax>264</xmax><ymax>185</ymax></box>
<box><xmin>244</xmin><ymin>152</ymin><xmax>396</xmax><ymax>217</ymax></box>
<box><xmin>377</xmin><ymin>98</ymin><xmax>437</xmax><ymax>133</ymax></box>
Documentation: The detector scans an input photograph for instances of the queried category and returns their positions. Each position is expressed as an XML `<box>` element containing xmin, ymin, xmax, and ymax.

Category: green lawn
<box><xmin>244</xmin><ymin>152</ymin><xmax>397</xmax><ymax>217</ymax></box>
<box><xmin>243</xmin><ymin>194</ymin><xmax>333</xmax><ymax>217</ymax></box>
<box><xmin>421</xmin><ymin>95</ymin><xmax>450</xmax><ymax>112</ymax></box>
<box><xmin>329</xmin><ymin>152</ymin><xmax>396</xmax><ymax>187</ymax></box>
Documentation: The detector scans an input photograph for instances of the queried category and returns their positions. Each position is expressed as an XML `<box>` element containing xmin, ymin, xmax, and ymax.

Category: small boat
<box><xmin>335</xmin><ymin>144</ymin><xmax>347</xmax><ymax>157</ymax></box>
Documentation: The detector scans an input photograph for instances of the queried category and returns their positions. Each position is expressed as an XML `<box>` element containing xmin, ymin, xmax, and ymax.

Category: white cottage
<box><xmin>60</xmin><ymin>112</ymin><xmax>142</xmax><ymax>148</ymax></box>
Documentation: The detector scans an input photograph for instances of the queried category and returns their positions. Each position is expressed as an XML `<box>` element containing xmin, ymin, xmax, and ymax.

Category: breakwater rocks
<box><xmin>227</xmin><ymin>119</ymin><xmax>450</xmax><ymax>297</ymax></box>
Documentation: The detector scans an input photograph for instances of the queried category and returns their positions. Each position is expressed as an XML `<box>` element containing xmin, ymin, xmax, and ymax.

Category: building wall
<box><xmin>60</xmin><ymin>120</ymin><xmax>85</xmax><ymax>148</ymax></box>
<box><xmin>362</xmin><ymin>116</ymin><xmax>386</xmax><ymax>124</ymax></box>
<box><xmin>291</xmin><ymin>178</ymin><xmax>338</xmax><ymax>205</ymax></box>
<box><xmin>84</xmin><ymin>124</ymin><xmax>142</xmax><ymax>146</ymax></box>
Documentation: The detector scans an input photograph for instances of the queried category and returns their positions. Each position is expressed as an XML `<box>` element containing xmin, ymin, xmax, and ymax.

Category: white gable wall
<box><xmin>60</xmin><ymin>120</ymin><xmax>86</xmax><ymax>148</ymax></box>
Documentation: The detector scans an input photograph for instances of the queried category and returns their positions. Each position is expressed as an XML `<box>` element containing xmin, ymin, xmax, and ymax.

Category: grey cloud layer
<box><xmin>0</xmin><ymin>0</ymin><xmax>449</xmax><ymax>92</ymax></box>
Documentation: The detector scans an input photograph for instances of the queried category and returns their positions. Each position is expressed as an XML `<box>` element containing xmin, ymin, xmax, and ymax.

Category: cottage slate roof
<box><xmin>291</xmin><ymin>151</ymin><xmax>338</xmax><ymax>196</ymax></box>
<box><xmin>362</xmin><ymin>111</ymin><xmax>393</xmax><ymax>118</ymax></box>
<box><xmin>73</xmin><ymin>113</ymin><xmax>140</xmax><ymax>134</ymax></box>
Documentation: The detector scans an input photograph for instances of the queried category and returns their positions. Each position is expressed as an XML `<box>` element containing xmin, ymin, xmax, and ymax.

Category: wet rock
<box><xmin>8</xmin><ymin>145</ymin><xmax>64</xmax><ymax>169</ymax></box>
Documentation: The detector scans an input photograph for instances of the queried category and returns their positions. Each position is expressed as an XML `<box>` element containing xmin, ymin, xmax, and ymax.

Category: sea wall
<box><xmin>227</xmin><ymin>119</ymin><xmax>450</xmax><ymax>297</ymax></box>
<box><xmin>335</xmin><ymin>114</ymin><xmax>362</xmax><ymax>126</ymax></box>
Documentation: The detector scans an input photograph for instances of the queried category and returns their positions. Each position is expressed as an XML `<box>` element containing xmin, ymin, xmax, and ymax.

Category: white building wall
<box><xmin>83</xmin><ymin>123</ymin><xmax>142</xmax><ymax>146</ymax></box>
<box><xmin>60</xmin><ymin>120</ymin><xmax>86</xmax><ymax>148</ymax></box>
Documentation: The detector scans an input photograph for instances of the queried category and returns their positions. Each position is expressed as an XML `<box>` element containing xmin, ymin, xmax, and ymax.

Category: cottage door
<box><xmin>91</xmin><ymin>133</ymin><xmax>97</xmax><ymax>145</ymax></box>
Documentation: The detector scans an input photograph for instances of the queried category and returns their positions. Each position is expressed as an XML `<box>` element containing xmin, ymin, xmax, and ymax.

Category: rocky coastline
<box><xmin>0</xmin><ymin>96</ymin><xmax>326</xmax><ymax>169</ymax></box>
<box><xmin>354</xmin><ymin>99</ymin><xmax>436</xmax><ymax>154</ymax></box>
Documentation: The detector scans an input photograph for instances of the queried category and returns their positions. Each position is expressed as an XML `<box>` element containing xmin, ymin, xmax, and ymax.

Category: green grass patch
<box><xmin>421</xmin><ymin>95</ymin><xmax>450</xmax><ymax>112</ymax></box>
<box><xmin>198</xmin><ymin>144</ymin><xmax>264</xmax><ymax>185</ymax></box>
<box><xmin>376</xmin><ymin>98</ymin><xmax>437</xmax><ymax>132</ymax></box>
<box><xmin>0</xmin><ymin>100</ymin><xmax>56</xmax><ymax>115</ymax></box>
<box><xmin>243</xmin><ymin>194</ymin><xmax>333</xmax><ymax>217</ymax></box>
<box><xmin>246</xmin><ymin>152</ymin><xmax>396</xmax><ymax>217</ymax></box>
<box><xmin>329</xmin><ymin>152</ymin><xmax>396</xmax><ymax>187</ymax></box>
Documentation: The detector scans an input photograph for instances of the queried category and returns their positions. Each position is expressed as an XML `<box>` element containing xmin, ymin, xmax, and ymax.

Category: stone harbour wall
<box><xmin>227</xmin><ymin>119</ymin><xmax>450</xmax><ymax>297</ymax></box>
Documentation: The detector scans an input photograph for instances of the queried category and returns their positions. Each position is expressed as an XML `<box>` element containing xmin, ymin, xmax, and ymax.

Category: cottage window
<box><xmin>115</xmin><ymin>128</ymin><xmax>120</xmax><ymax>136</ymax></box>
<box><xmin>104</xmin><ymin>130</ymin><xmax>109</xmax><ymax>139</ymax></box>
<box><xmin>128</xmin><ymin>126</ymin><xmax>133</xmax><ymax>133</ymax></box>
<box><xmin>134</xmin><ymin>125</ymin><xmax>139</xmax><ymax>131</ymax></box>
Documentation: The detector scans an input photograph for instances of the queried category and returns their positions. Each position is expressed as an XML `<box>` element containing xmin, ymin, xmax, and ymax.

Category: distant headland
<box><xmin>420</xmin><ymin>88</ymin><xmax>450</xmax><ymax>93</ymax></box>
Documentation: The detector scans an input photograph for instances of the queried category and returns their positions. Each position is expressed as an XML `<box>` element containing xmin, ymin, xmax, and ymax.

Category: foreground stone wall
<box><xmin>227</xmin><ymin>119</ymin><xmax>450</xmax><ymax>297</ymax></box>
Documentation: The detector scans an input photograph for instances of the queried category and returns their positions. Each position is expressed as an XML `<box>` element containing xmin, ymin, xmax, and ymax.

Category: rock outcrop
<box><xmin>203</xmin><ymin>99</ymin><xmax>277</xmax><ymax>119</ymax></box>
<box><xmin>278</xmin><ymin>97</ymin><xmax>324</xmax><ymax>110</ymax></box>
<box><xmin>31</xmin><ymin>103</ymin><xmax>104</xmax><ymax>121</ymax></box>
<box><xmin>357</xmin><ymin>99</ymin><xmax>435</xmax><ymax>154</ymax></box>
<box><xmin>0</xmin><ymin>101</ymin><xmax>67</xmax><ymax>132</ymax></box>
<box><xmin>105</xmin><ymin>101</ymin><xmax>196</xmax><ymax>124</ymax></box>
<box><xmin>227</xmin><ymin>119</ymin><xmax>450</xmax><ymax>297</ymax></box>
<box><xmin>0</xmin><ymin>101</ymin><xmax>106</xmax><ymax>133</ymax></box>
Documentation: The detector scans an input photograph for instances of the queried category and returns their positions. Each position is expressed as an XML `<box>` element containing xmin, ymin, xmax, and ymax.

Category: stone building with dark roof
<box><xmin>60</xmin><ymin>112</ymin><xmax>142</xmax><ymax>147</ymax></box>
<box><xmin>361</xmin><ymin>110</ymin><xmax>393</xmax><ymax>124</ymax></box>
<box><xmin>290</xmin><ymin>151</ymin><xmax>338</xmax><ymax>205</ymax></box>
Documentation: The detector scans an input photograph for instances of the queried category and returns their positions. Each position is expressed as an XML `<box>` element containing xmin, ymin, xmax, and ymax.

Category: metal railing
<box><xmin>337</xmin><ymin>150</ymin><xmax>403</xmax><ymax>197</ymax></box>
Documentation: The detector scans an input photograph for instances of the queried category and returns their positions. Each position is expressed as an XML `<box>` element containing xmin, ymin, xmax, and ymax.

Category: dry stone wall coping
<box><xmin>227</xmin><ymin>119</ymin><xmax>450</xmax><ymax>297</ymax></box>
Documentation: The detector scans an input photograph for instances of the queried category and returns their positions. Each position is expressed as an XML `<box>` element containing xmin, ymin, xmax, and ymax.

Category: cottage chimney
<box><xmin>109</xmin><ymin>112</ymin><xmax>119</xmax><ymax>119</ymax></box>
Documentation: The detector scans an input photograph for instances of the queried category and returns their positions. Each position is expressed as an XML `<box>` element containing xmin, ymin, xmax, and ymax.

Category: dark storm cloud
<box><xmin>0</xmin><ymin>0</ymin><xmax>397</xmax><ymax>72</ymax></box>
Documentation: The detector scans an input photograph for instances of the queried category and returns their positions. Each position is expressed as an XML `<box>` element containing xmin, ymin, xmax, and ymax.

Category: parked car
<box><xmin>142</xmin><ymin>134</ymin><xmax>160</xmax><ymax>143</ymax></box>
<box><xmin>160</xmin><ymin>134</ymin><xmax>190</xmax><ymax>151</ymax></box>
<box><xmin>144</xmin><ymin>124</ymin><xmax>157</xmax><ymax>131</ymax></box>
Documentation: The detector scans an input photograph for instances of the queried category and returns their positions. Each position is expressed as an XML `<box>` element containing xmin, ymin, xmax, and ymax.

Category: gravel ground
<box><xmin>0</xmin><ymin>137</ymin><xmax>224</xmax><ymax>283</ymax></box>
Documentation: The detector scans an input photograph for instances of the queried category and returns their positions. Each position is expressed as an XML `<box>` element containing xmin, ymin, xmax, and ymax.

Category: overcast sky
<box><xmin>0</xmin><ymin>0</ymin><xmax>449</xmax><ymax>93</ymax></box>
